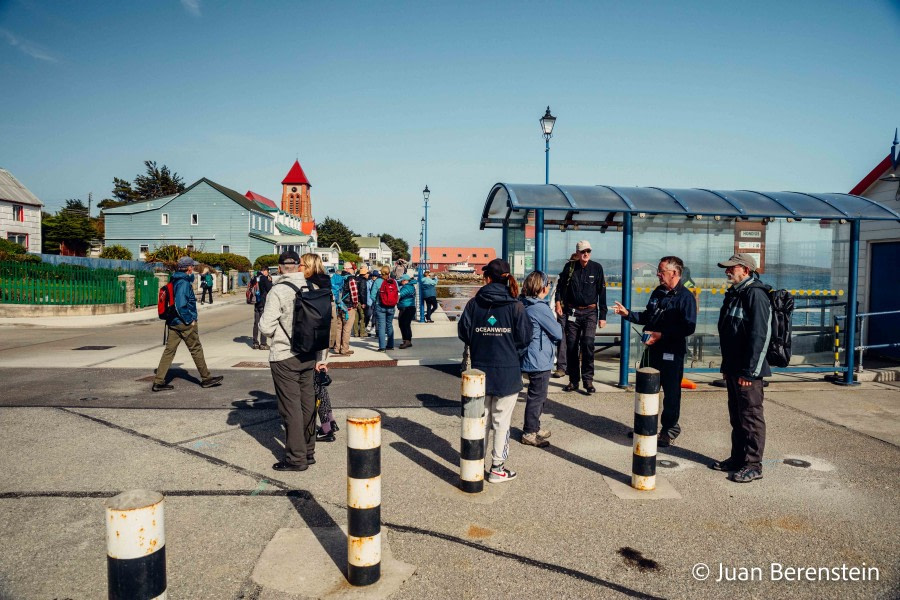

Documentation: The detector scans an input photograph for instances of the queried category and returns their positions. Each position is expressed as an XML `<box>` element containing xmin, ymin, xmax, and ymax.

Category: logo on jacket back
<box><xmin>476</xmin><ymin>314</ymin><xmax>511</xmax><ymax>335</ymax></box>
<box><xmin>487</xmin><ymin>315</ymin><xmax>497</xmax><ymax>326</ymax></box>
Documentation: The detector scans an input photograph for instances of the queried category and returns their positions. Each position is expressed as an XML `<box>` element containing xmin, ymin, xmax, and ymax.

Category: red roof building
<box><xmin>281</xmin><ymin>160</ymin><xmax>313</xmax><ymax>224</ymax></box>
<box><xmin>244</xmin><ymin>190</ymin><xmax>278</xmax><ymax>211</ymax></box>
<box><xmin>281</xmin><ymin>160</ymin><xmax>311</xmax><ymax>186</ymax></box>
<box><xmin>412</xmin><ymin>247</ymin><xmax>497</xmax><ymax>273</ymax></box>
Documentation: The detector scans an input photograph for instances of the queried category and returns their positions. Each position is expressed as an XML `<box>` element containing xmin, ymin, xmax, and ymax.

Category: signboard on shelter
<box><xmin>734</xmin><ymin>221</ymin><xmax>766</xmax><ymax>273</ymax></box>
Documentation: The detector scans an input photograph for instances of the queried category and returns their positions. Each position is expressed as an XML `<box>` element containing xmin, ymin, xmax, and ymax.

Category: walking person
<box><xmin>258</xmin><ymin>250</ymin><xmax>330</xmax><ymax>472</ymax></box>
<box><xmin>520</xmin><ymin>271</ymin><xmax>563</xmax><ymax>448</ymax></box>
<box><xmin>552</xmin><ymin>253</ymin><xmax>577</xmax><ymax>377</ymax></box>
<box><xmin>421</xmin><ymin>270</ymin><xmax>439</xmax><ymax>322</ymax></box>
<box><xmin>252</xmin><ymin>266</ymin><xmax>273</xmax><ymax>350</ymax></box>
<box><xmin>709</xmin><ymin>253</ymin><xmax>772</xmax><ymax>483</ymax></box>
<box><xmin>365</xmin><ymin>270</ymin><xmax>379</xmax><ymax>335</ymax></box>
<box><xmin>458</xmin><ymin>259</ymin><xmax>532</xmax><ymax>483</ymax></box>
<box><xmin>352</xmin><ymin>265</ymin><xmax>370</xmax><ymax>337</ymax></box>
<box><xmin>333</xmin><ymin>265</ymin><xmax>358</xmax><ymax>355</ymax></box>
<box><xmin>555</xmin><ymin>240</ymin><xmax>607</xmax><ymax>394</ymax></box>
<box><xmin>151</xmin><ymin>256</ymin><xmax>224</xmax><ymax>392</ymax></box>
<box><xmin>199</xmin><ymin>267</ymin><xmax>214</xmax><ymax>304</ymax></box>
<box><xmin>397</xmin><ymin>274</ymin><xmax>417</xmax><ymax>349</ymax></box>
<box><xmin>372</xmin><ymin>266</ymin><xmax>398</xmax><ymax>352</ymax></box>
<box><xmin>613</xmin><ymin>256</ymin><xmax>697</xmax><ymax>447</ymax></box>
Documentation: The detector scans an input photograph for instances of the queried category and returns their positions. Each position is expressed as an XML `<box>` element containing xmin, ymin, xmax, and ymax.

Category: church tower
<box><xmin>281</xmin><ymin>159</ymin><xmax>312</xmax><ymax>224</ymax></box>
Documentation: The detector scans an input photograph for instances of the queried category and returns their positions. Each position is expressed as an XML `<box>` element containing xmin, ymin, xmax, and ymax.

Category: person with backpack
<box><xmin>519</xmin><ymin>271</ymin><xmax>563</xmax><ymax>448</ymax></box>
<box><xmin>200</xmin><ymin>267</ymin><xmax>214</xmax><ymax>305</ymax></box>
<box><xmin>612</xmin><ymin>256</ymin><xmax>697</xmax><ymax>447</ymax></box>
<box><xmin>258</xmin><ymin>250</ymin><xmax>330</xmax><ymax>472</ymax></box>
<box><xmin>371</xmin><ymin>265</ymin><xmax>399</xmax><ymax>352</ymax></box>
<box><xmin>332</xmin><ymin>265</ymin><xmax>358</xmax><ymax>355</ymax></box>
<box><xmin>458</xmin><ymin>258</ymin><xmax>532</xmax><ymax>483</ymax></box>
<box><xmin>420</xmin><ymin>270</ymin><xmax>439</xmax><ymax>322</ymax></box>
<box><xmin>710</xmin><ymin>253</ymin><xmax>772</xmax><ymax>484</ymax></box>
<box><xmin>151</xmin><ymin>256</ymin><xmax>224</xmax><ymax>392</ymax></box>
<box><xmin>251</xmin><ymin>266</ymin><xmax>273</xmax><ymax>350</ymax></box>
<box><xmin>352</xmin><ymin>265</ymin><xmax>370</xmax><ymax>337</ymax></box>
<box><xmin>396</xmin><ymin>273</ymin><xmax>417</xmax><ymax>349</ymax></box>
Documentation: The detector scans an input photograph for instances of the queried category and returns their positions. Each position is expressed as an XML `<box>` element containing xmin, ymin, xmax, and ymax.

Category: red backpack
<box><xmin>378</xmin><ymin>278</ymin><xmax>399</xmax><ymax>307</ymax></box>
<box><xmin>157</xmin><ymin>281</ymin><xmax>178</xmax><ymax>320</ymax></box>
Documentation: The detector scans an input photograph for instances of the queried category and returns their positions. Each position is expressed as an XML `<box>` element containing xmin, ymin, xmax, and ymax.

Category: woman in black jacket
<box><xmin>458</xmin><ymin>259</ymin><xmax>532</xmax><ymax>483</ymax></box>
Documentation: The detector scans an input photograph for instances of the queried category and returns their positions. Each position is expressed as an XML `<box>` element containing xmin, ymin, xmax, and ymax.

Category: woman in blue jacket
<box><xmin>420</xmin><ymin>271</ymin><xmax>439</xmax><ymax>322</ymax></box>
<box><xmin>520</xmin><ymin>271</ymin><xmax>563</xmax><ymax>447</ymax></box>
<box><xmin>396</xmin><ymin>274</ymin><xmax>417</xmax><ymax>349</ymax></box>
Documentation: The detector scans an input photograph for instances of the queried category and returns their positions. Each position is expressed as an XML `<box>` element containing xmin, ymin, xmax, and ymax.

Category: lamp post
<box><xmin>418</xmin><ymin>217</ymin><xmax>425</xmax><ymax>322</ymax></box>
<box><xmin>420</xmin><ymin>186</ymin><xmax>431</xmax><ymax>323</ymax></box>
<box><xmin>537</xmin><ymin>106</ymin><xmax>556</xmax><ymax>272</ymax></box>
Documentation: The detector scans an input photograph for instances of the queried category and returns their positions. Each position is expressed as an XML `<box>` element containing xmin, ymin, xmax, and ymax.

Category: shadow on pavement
<box><xmin>226</xmin><ymin>394</ymin><xmax>282</xmax><ymax>460</ymax></box>
<box><xmin>390</xmin><ymin>441</ymin><xmax>459</xmax><ymax>487</ymax></box>
<box><xmin>287</xmin><ymin>491</ymin><xmax>346</xmax><ymax>574</ymax></box>
<box><xmin>543</xmin><ymin>444</ymin><xmax>631</xmax><ymax>485</ymax></box>
<box><xmin>415</xmin><ymin>392</ymin><xmax>457</xmax><ymax>408</ymax></box>
<box><xmin>233</xmin><ymin>335</ymin><xmax>255</xmax><ymax>347</ymax></box>
<box><xmin>380</xmin><ymin>411</ymin><xmax>458</xmax><ymax>466</ymax></box>
<box><xmin>160</xmin><ymin>367</ymin><xmax>202</xmax><ymax>386</ymax></box>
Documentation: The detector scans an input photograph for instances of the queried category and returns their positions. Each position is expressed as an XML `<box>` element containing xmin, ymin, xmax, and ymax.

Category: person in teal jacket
<box><xmin>420</xmin><ymin>270</ymin><xmax>439</xmax><ymax>322</ymax></box>
<box><xmin>397</xmin><ymin>274</ymin><xmax>418</xmax><ymax>349</ymax></box>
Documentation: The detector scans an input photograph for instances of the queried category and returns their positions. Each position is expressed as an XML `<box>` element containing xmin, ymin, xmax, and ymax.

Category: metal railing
<box><xmin>836</xmin><ymin>310</ymin><xmax>900</xmax><ymax>371</ymax></box>
<box><xmin>0</xmin><ymin>277</ymin><xmax>126</xmax><ymax>305</ymax></box>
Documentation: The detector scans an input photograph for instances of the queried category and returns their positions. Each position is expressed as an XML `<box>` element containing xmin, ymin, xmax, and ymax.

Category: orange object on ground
<box><xmin>681</xmin><ymin>377</ymin><xmax>697</xmax><ymax>390</ymax></box>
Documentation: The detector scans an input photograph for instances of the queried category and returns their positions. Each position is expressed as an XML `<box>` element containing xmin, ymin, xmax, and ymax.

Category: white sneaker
<box><xmin>487</xmin><ymin>463</ymin><xmax>517</xmax><ymax>483</ymax></box>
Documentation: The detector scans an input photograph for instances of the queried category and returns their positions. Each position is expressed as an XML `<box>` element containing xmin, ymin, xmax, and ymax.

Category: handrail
<box><xmin>834</xmin><ymin>309</ymin><xmax>900</xmax><ymax>372</ymax></box>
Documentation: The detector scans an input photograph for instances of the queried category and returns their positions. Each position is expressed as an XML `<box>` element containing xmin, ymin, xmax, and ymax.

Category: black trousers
<box><xmin>201</xmin><ymin>286</ymin><xmax>213</xmax><ymax>303</ymax></box>
<box><xmin>270</xmin><ymin>355</ymin><xmax>317</xmax><ymax>467</ymax></box>
<box><xmin>555</xmin><ymin>313</ymin><xmax>568</xmax><ymax>371</ymax></box>
<box><xmin>424</xmin><ymin>296</ymin><xmax>438</xmax><ymax>320</ymax></box>
<box><xmin>647</xmin><ymin>348</ymin><xmax>684</xmax><ymax>438</ymax></box>
<box><xmin>565</xmin><ymin>307</ymin><xmax>598</xmax><ymax>386</ymax></box>
<box><xmin>398</xmin><ymin>306</ymin><xmax>416</xmax><ymax>341</ymax></box>
<box><xmin>725</xmin><ymin>374</ymin><xmax>766</xmax><ymax>469</ymax></box>
<box><xmin>523</xmin><ymin>371</ymin><xmax>550</xmax><ymax>434</ymax></box>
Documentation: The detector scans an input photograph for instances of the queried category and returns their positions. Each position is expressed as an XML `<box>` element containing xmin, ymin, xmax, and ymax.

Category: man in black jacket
<box><xmin>252</xmin><ymin>266</ymin><xmax>273</xmax><ymax>350</ymax></box>
<box><xmin>555</xmin><ymin>240</ymin><xmax>607</xmax><ymax>394</ymax></box>
<box><xmin>614</xmin><ymin>256</ymin><xmax>697</xmax><ymax>446</ymax></box>
<box><xmin>710</xmin><ymin>253</ymin><xmax>772</xmax><ymax>483</ymax></box>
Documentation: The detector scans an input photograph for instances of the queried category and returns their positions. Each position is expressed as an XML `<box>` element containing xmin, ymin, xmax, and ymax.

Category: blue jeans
<box><xmin>374</xmin><ymin>306</ymin><xmax>395</xmax><ymax>350</ymax></box>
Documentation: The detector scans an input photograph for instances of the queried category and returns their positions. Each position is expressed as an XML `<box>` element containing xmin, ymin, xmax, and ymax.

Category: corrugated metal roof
<box><xmin>0</xmin><ymin>169</ymin><xmax>43</xmax><ymax>207</ymax></box>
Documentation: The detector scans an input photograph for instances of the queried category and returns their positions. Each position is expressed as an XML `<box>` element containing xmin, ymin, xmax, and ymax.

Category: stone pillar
<box><xmin>154</xmin><ymin>272</ymin><xmax>169</xmax><ymax>290</ymax></box>
<box><xmin>118</xmin><ymin>274</ymin><xmax>135</xmax><ymax>313</ymax></box>
<box><xmin>229</xmin><ymin>269</ymin><xmax>239</xmax><ymax>291</ymax></box>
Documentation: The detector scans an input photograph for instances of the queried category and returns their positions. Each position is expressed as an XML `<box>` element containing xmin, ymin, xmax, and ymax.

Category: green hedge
<box><xmin>144</xmin><ymin>245</ymin><xmax>251</xmax><ymax>272</ymax></box>
<box><xmin>253</xmin><ymin>254</ymin><xmax>280</xmax><ymax>271</ymax></box>
<box><xmin>99</xmin><ymin>244</ymin><xmax>133</xmax><ymax>260</ymax></box>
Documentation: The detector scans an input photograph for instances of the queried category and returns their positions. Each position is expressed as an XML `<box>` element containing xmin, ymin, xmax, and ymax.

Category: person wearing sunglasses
<box><xmin>554</xmin><ymin>240</ymin><xmax>608</xmax><ymax>394</ymax></box>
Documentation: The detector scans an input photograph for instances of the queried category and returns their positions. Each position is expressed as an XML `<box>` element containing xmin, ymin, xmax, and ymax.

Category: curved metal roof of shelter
<box><xmin>481</xmin><ymin>183</ymin><xmax>900</xmax><ymax>229</ymax></box>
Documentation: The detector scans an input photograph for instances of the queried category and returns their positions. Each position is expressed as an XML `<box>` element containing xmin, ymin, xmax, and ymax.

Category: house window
<box><xmin>191</xmin><ymin>214</ymin><xmax>199</xmax><ymax>226</ymax></box>
<box><xmin>13</xmin><ymin>205</ymin><xmax>24</xmax><ymax>222</ymax></box>
<box><xmin>442</xmin><ymin>253</ymin><xmax>446</xmax><ymax>257</ymax></box>
<box><xmin>472</xmin><ymin>253</ymin><xmax>477</xmax><ymax>257</ymax></box>
<box><xmin>222</xmin><ymin>245</ymin><xmax>230</xmax><ymax>253</ymax></box>
<box><xmin>161</xmin><ymin>213</ymin><xmax>169</xmax><ymax>225</ymax></box>
<box><xmin>139</xmin><ymin>244</ymin><xmax>149</xmax><ymax>259</ymax></box>
<box><xmin>7</xmin><ymin>232</ymin><xmax>27</xmax><ymax>247</ymax></box>
<box><xmin>484</xmin><ymin>253</ymin><xmax>489</xmax><ymax>257</ymax></box>
<box><xmin>186</xmin><ymin>245</ymin><xmax>194</xmax><ymax>252</ymax></box>
<box><xmin>457</xmin><ymin>253</ymin><xmax>462</xmax><ymax>258</ymax></box>
<box><xmin>321</xmin><ymin>254</ymin><xmax>330</xmax><ymax>263</ymax></box>
<box><xmin>369</xmin><ymin>252</ymin><xmax>377</xmax><ymax>261</ymax></box>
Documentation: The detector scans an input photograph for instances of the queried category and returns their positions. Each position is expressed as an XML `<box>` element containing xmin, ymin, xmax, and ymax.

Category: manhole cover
<box><xmin>74</xmin><ymin>346</ymin><xmax>115</xmax><ymax>351</ymax></box>
<box><xmin>783</xmin><ymin>458</ymin><xmax>812</xmax><ymax>468</ymax></box>
<box><xmin>657</xmin><ymin>459</ymin><xmax>679</xmax><ymax>468</ymax></box>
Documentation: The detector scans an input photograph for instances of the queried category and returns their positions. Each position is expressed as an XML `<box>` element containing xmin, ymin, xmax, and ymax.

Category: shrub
<box><xmin>339</xmin><ymin>251</ymin><xmax>362</xmax><ymax>266</ymax></box>
<box><xmin>253</xmin><ymin>254</ymin><xmax>280</xmax><ymax>271</ymax></box>
<box><xmin>0</xmin><ymin>238</ymin><xmax>26</xmax><ymax>255</ymax></box>
<box><xmin>99</xmin><ymin>244</ymin><xmax>133</xmax><ymax>260</ymax></box>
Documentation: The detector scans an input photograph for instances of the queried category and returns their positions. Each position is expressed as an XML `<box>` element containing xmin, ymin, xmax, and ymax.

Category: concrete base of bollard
<box><xmin>602</xmin><ymin>474</ymin><xmax>681</xmax><ymax>500</ymax></box>
<box><xmin>252</xmin><ymin>527</ymin><xmax>415</xmax><ymax>599</ymax></box>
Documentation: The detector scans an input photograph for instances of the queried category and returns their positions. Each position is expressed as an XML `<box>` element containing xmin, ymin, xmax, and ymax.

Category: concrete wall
<box><xmin>1</xmin><ymin>199</ymin><xmax>42</xmax><ymax>253</ymax></box>
<box><xmin>0</xmin><ymin>303</ymin><xmax>134</xmax><ymax>317</ymax></box>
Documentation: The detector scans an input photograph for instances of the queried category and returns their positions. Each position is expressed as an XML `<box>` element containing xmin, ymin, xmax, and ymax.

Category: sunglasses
<box><xmin>579</xmin><ymin>249</ymin><xmax>592</xmax><ymax>254</ymax></box>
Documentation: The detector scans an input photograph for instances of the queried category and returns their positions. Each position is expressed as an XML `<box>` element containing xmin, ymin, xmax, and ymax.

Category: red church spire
<box><xmin>281</xmin><ymin>160</ymin><xmax>311</xmax><ymax>187</ymax></box>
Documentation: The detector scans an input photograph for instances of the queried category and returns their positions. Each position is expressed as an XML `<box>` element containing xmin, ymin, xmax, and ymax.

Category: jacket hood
<box><xmin>475</xmin><ymin>282</ymin><xmax>519</xmax><ymax>307</ymax></box>
<box><xmin>521</xmin><ymin>296</ymin><xmax>549</xmax><ymax>307</ymax></box>
<box><xmin>172</xmin><ymin>271</ymin><xmax>194</xmax><ymax>282</ymax></box>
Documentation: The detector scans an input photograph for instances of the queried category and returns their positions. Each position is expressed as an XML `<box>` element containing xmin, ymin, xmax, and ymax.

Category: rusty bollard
<box><xmin>347</xmin><ymin>410</ymin><xmax>381</xmax><ymax>586</ymax></box>
<box><xmin>105</xmin><ymin>489</ymin><xmax>166</xmax><ymax>600</ymax></box>
<box><xmin>460</xmin><ymin>369</ymin><xmax>486</xmax><ymax>493</ymax></box>
<box><xmin>632</xmin><ymin>367</ymin><xmax>660</xmax><ymax>491</ymax></box>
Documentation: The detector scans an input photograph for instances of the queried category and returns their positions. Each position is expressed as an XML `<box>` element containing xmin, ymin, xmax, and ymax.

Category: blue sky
<box><xmin>2</xmin><ymin>0</ymin><xmax>898</xmax><ymax>249</ymax></box>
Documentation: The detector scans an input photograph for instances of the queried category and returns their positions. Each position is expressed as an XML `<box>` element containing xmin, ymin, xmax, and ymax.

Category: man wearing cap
<box><xmin>151</xmin><ymin>256</ymin><xmax>224</xmax><ymax>392</ymax></box>
<box><xmin>259</xmin><ymin>250</ymin><xmax>330</xmax><ymax>472</ymax></box>
<box><xmin>554</xmin><ymin>240</ymin><xmax>608</xmax><ymax>394</ymax></box>
<box><xmin>710</xmin><ymin>252</ymin><xmax>771</xmax><ymax>483</ymax></box>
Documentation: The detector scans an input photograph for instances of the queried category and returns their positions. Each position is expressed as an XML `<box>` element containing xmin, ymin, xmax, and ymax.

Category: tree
<box><xmin>379</xmin><ymin>233</ymin><xmax>410</xmax><ymax>261</ymax></box>
<box><xmin>317</xmin><ymin>217</ymin><xmax>359</xmax><ymax>254</ymax></box>
<box><xmin>99</xmin><ymin>244</ymin><xmax>133</xmax><ymax>260</ymax></box>
<box><xmin>111</xmin><ymin>161</ymin><xmax>186</xmax><ymax>204</ymax></box>
<box><xmin>42</xmin><ymin>199</ymin><xmax>95</xmax><ymax>255</ymax></box>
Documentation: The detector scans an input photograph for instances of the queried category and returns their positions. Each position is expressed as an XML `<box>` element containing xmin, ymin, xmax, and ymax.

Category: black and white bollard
<box><xmin>632</xmin><ymin>367</ymin><xmax>661</xmax><ymax>491</ymax></box>
<box><xmin>347</xmin><ymin>410</ymin><xmax>381</xmax><ymax>586</ymax></box>
<box><xmin>105</xmin><ymin>489</ymin><xmax>166</xmax><ymax>600</ymax></box>
<box><xmin>459</xmin><ymin>369</ymin><xmax>487</xmax><ymax>493</ymax></box>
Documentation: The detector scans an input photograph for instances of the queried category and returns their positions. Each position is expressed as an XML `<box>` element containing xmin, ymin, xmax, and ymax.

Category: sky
<box><xmin>2</xmin><ymin>0</ymin><xmax>898</xmax><ymax>250</ymax></box>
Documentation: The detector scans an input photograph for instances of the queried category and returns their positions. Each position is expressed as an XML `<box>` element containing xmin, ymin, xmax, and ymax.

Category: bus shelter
<box><xmin>481</xmin><ymin>184</ymin><xmax>900</xmax><ymax>387</ymax></box>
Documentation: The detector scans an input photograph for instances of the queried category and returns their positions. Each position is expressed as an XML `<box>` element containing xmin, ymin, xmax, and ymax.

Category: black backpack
<box><xmin>763</xmin><ymin>285</ymin><xmax>794</xmax><ymax>368</ymax></box>
<box><xmin>278</xmin><ymin>282</ymin><xmax>333</xmax><ymax>355</ymax></box>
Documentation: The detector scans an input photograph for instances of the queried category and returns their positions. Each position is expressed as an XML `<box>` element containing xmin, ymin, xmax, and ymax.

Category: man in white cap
<box><xmin>710</xmin><ymin>252</ymin><xmax>771</xmax><ymax>483</ymax></box>
<box><xmin>554</xmin><ymin>240</ymin><xmax>607</xmax><ymax>394</ymax></box>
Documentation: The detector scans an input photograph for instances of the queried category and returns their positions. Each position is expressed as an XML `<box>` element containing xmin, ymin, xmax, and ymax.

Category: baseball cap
<box><xmin>576</xmin><ymin>240</ymin><xmax>592</xmax><ymax>252</ymax></box>
<box><xmin>176</xmin><ymin>256</ymin><xmax>199</xmax><ymax>270</ymax></box>
<box><xmin>718</xmin><ymin>253</ymin><xmax>758</xmax><ymax>271</ymax></box>
<box><xmin>278</xmin><ymin>250</ymin><xmax>300</xmax><ymax>265</ymax></box>
<box><xmin>399</xmin><ymin>274</ymin><xmax>412</xmax><ymax>282</ymax></box>
<box><xmin>482</xmin><ymin>258</ymin><xmax>511</xmax><ymax>280</ymax></box>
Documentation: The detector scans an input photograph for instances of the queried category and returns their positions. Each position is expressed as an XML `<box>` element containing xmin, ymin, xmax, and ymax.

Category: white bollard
<box><xmin>347</xmin><ymin>410</ymin><xmax>381</xmax><ymax>586</ymax></box>
<box><xmin>105</xmin><ymin>489</ymin><xmax>166</xmax><ymax>599</ymax></box>
<box><xmin>632</xmin><ymin>367</ymin><xmax>660</xmax><ymax>491</ymax></box>
<box><xmin>460</xmin><ymin>369</ymin><xmax>486</xmax><ymax>493</ymax></box>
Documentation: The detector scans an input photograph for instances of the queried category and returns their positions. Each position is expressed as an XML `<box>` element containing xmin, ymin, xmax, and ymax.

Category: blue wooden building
<box><xmin>104</xmin><ymin>178</ymin><xmax>278</xmax><ymax>261</ymax></box>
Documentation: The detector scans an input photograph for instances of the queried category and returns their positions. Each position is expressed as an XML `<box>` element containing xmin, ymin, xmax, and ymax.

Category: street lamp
<box><xmin>420</xmin><ymin>186</ymin><xmax>431</xmax><ymax>322</ymax></box>
<box><xmin>536</xmin><ymin>106</ymin><xmax>556</xmax><ymax>272</ymax></box>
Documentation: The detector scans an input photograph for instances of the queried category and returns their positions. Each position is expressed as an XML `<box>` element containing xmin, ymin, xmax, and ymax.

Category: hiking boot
<box><xmin>151</xmin><ymin>383</ymin><xmax>174</xmax><ymax>392</ymax></box>
<box><xmin>521</xmin><ymin>432</ymin><xmax>549</xmax><ymax>448</ymax></box>
<box><xmin>200</xmin><ymin>375</ymin><xmax>224</xmax><ymax>388</ymax></box>
<box><xmin>730</xmin><ymin>466</ymin><xmax>763</xmax><ymax>483</ymax></box>
<box><xmin>657</xmin><ymin>433</ymin><xmax>673</xmax><ymax>448</ymax></box>
<box><xmin>708</xmin><ymin>458</ymin><xmax>743</xmax><ymax>472</ymax></box>
<box><xmin>563</xmin><ymin>383</ymin><xmax>578</xmax><ymax>392</ymax></box>
<box><xmin>252</xmin><ymin>343</ymin><xmax>260</xmax><ymax>350</ymax></box>
<box><xmin>399</xmin><ymin>341</ymin><xmax>412</xmax><ymax>349</ymax></box>
<box><xmin>487</xmin><ymin>463</ymin><xmax>517</xmax><ymax>483</ymax></box>
<box><xmin>537</xmin><ymin>429</ymin><xmax>551</xmax><ymax>439</ymax></box>
<box><xmin>259</xmin><ymin>344</ymin><xmax>269</xmax><ymax>350</ymax></box>
<box><xmin>272</xmin><ymin>461</ymin><xmax>308</xmax><ymax>472</ymax></box>
<box><xmin>583</xmin><ymin>385</ymin><xmax>597</xmax><ymax>395</ymax></box>
<box><xmin>552</xmin><ymin>369</ymin><xmax>566</xmax><ymax>378</ymax></box>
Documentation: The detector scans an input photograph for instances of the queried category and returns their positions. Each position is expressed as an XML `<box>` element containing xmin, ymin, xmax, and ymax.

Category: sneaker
<box><xmin>521</xmin><ymin>432</ymin><xmax>549</xmax><ymax>448</ymax></box>
<box><xmin>657</xmin><ymin>433</ymin><xmax>673</xmax><ymax>448</ymax></box>
<box><xmin>316</xmin><ymin>431</ymin><xmax>335</xmax><ymax>442</ymax></box>
<box><xmin>331</xmin><ymin>421</ymin><xmax>340</xmax><ymax>433</ymax></box>
<box><xmin>151</xmin><ymin>383</ymin><xmax>174</xmax><ymax>392</ymax></box>
<box><xmin>488</xmin><ymin>464</ymin><xmax>517</xmax><ymax>483</ymax></box>
<box><xmin>200</xmin><ymin>375</ymin><xmax>224</xmax><ymax>388</ymax></box>
<box><xmin>730</xmin><ymin>466</ymin><xmax>763</xmax><ymax>483</ymax></box>
<box><xmin>708</xmin><ymin>458</ymin><xmax>743</xmax><ymax>472</ymax></box>
<box><xmin>252</xmin><ymin>343</ymin><xmax>260</xmax><ymax>350</ymax></box>
<box><xmin>537</xmin><ymin>429</ymin><xmax>551</xmax><ymax>439</ymax></box>
<box><xmin>259</xmin><ymin>344</ymin><xmax>270</xmax><ymax>350</ymax></box>
<box><xmin>552</xmin><ymin>369</ymin><xmax>566</xmax><ymax>378</ymax></box>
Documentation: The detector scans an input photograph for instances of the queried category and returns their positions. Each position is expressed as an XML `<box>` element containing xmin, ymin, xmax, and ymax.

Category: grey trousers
<box><xmin>252</xmin><ymin>306</ymin><xmax>267</xmax><ymax>345</ymax></box>
<box><xmin>725</xmin><ymin>375</ymin><xmax>766</xmax><ymax>469</ymax></box>
<box><xmin>270</xmin><ymin>355</ymin><xmax>317</xmax><ymax>467</ymax></box>
<box><xmin>154</xmin><ymin>322</ymin><xmax>210</xmax><ymax>385</ymax></box>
